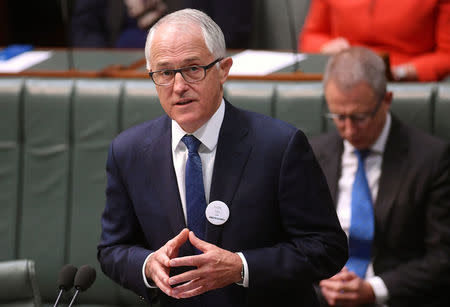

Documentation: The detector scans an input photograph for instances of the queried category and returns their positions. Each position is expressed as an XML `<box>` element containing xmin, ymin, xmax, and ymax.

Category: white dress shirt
<box><xmin>336</xmin><ymin>113</ymin><xmax>391</xmax><ymax>306</ymax></box>
<box><xmin>142</xmin><ymin>99</ymin><xmax>249</xmax><ymax>288</ymax></box>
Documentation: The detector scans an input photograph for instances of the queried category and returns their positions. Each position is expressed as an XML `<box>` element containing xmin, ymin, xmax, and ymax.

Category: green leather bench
<box><xmin>0</xmin><ymin>78</ymin><xmax>448</xmax><ymax>307</ymax></box>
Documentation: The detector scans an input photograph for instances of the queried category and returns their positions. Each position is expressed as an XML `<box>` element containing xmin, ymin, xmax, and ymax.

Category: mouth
<box><xmin>175</xmin><ymin>99</ymin><xmax>194</xmax><ymax>106</ymax></box>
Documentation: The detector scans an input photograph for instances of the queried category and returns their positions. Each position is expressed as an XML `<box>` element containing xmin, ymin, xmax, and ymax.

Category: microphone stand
<box><xmin>53</xmin><ymin>289</ymin><xmax>64</xmax><ymax>307</ymax></box>
<box><xmin>67</xmin><ymin>288</ymin><xmax>80</xmax><ymax>307</ymax></box>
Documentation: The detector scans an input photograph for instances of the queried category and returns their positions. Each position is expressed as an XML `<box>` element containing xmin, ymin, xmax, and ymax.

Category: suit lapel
<box><xmin>316</xmin><ymin>133</ymin><xmax>343</xmax><ymax>206</ymax></box>
<box><xmin>207</xmin><ymin>102</ymin><xmax>252</xmax><ymax>246</ymax></box>
<box><xmin>374</xmin><ymin>117</ymin><xmax>409</xmax><ymax>231</ymax></box>
<box><xmin>144</xmin><ymin>117</ymin><xmax>186</xmax><ymax>237</ymax></box>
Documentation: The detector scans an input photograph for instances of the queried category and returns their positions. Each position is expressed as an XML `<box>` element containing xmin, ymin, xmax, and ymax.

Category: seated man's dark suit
<box><xmin>310</xmin><ymin>116</ymin><xmax>450</xmax><ymax>307</ymax></box>
<box><xmin>98</xmin><ymin>101</ymin><xmax>348</xmax><ymax>307</ymax></box>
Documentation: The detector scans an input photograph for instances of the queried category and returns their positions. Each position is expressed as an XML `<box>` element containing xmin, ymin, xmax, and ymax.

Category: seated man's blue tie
<box><xmin>182</xmin><ymin>135</ymin><xmax>206</xmax><ymax>241</ymax></box>
<box><xmin>346</xmin><ymin>149</ymin><xmax>374</xmax><ymax>278</ymax></box>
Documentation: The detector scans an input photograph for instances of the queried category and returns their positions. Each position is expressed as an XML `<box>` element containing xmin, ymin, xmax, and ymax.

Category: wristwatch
<box><xmin>237</xmin><ymin>264</ymin><xmax>245</xmax><ymax>286</ymax></box>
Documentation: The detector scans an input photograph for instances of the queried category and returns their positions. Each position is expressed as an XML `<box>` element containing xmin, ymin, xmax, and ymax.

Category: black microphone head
<box><xmin>74</xmin><ymin>265</ymin><xmax>96</xmax><ymax>291</ymax></box>
<box><xmin>58</xmin><ymin>264</ymin><xmax>78</xmax><ymax>290</ymax></box>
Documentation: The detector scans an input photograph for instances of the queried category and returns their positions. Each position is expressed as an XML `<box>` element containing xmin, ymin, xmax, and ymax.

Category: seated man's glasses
<box><xmin>149</xmin><ymin>58</ymin><xmax>223</xmax><ymax>86</ymax></box>
<box><xmin>324</xmin><ymin>98</ymin><xmax>383</xmax><ymax>126</ymax></box>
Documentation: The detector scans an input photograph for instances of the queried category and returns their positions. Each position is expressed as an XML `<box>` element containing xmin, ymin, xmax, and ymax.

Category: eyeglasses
<box><xmin>324</xmin><ymin>97</ymin><xmax>383</xmax><ymax>126</ymax></box>
<box><xmin>149</xmin><ymin>58</ymin><xmax>223</xmax><ymax>86</ymax></box>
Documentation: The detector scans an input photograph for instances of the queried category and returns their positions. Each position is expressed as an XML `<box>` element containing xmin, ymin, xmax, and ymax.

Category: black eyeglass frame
<box><xmin>149</xmin><ymin>58</ymin><xmax>223</xmax><ymax>86</ymax></box>
<box><xmin>324</xmin><ymin>96</ymin><xmax>384</xmax><ymax>124</ymax></box>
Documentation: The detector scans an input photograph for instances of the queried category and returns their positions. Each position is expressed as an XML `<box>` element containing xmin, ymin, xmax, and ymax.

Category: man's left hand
<box><xmin>320</xmin><ymin>267</ymin><xmax>376</xmax><ymax>306</ymax></box>
<box><xmin>167</xmin><ymin>231</ymin><xmax>242</xmax><ymax>299</ymax></box>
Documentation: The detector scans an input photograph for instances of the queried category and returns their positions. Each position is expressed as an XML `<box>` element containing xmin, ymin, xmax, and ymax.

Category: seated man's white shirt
<box><xmin>336</xmin><ymin>113</ymin><xmax>391</xmax><ymax>306</ymax></box>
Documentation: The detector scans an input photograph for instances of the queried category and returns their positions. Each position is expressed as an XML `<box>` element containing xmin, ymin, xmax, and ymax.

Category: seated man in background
<box><xmin>299</xmin><ymin>0</ymin><xmax>450</xmax><ymax>81</ymax></box>
<box><xmin>310</xmin><ymin>47</ymin><xmax>450</xmax><ymax>306</ymax></box>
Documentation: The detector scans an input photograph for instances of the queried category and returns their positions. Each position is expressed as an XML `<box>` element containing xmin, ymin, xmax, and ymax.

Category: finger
<box><xmin>166</xmin><ymin>228</ymin><xmax>189</xmax><ymax>257</ymax></box>
<box><xmin>340</xmin><ymin>279</ymin><xmax>360</xmax><ymax>292</ymax></box>
<box><xmin>339</xmin><ymin>270</ymin><xmax>358</xmax><ymax>282</ymax></box>
<box><xmin>154</xmin><ymin>275</ymin><xmax>173</xmax><ymax>297</ymax></box>
<box><xmin>188</xmin><ymin>231</ymin><xmax>213</xmax><ymax>252</ymax></box>
<box><xmin>158</xmin><ymin>249</ymin><xmax>172</xmax><ymax>267</ymax></box>
<box><xmin>319</xmin><ymin>279</ymin><xmax>343</xmax><ymax>291</ymax></box>
<box><xmin>328</xmin><ymin>272</ymin><xmax>346</xmax><ymax>281</ymax></box>
<box><xmin>171</xmin><ymin>278</ymin><xmax>201</xmax><ymax>294</ymax></box>
<box><xmin>169</xmin><ymin>254</ymin><xmax>203</xmax><ymax>268</ymax></box>
<box><xmin>146</xmin><ymin>251</ymin><xmax>170</xmax><ymax>279</ymax></box>
<box><xmin>168</xmin><ymin>267</ymin><xmax>202</xmax><ymax>285</ymax></box>
<box><xmin>321</xmin><ymin>287</ymin><xmax>339</xmax><ymax>306</ymax></box>
<box><xmin>327</xmin><ymin>268</ymin><xmax>352</xmax><ymax>281</ymax></box>
<box><xmin>149</xmin><ymin>264</ymin><xmax>172</xmax><ymax>296</ymax></box>
<box><xmin>175</xmin><ymin>285</ymin><xmax>206</xmax><ymax>299</ymax></box>
<box><xmin>321</xmin><ymin>287</ymin><xmax>357</xmax><ymax>305</ymax></box>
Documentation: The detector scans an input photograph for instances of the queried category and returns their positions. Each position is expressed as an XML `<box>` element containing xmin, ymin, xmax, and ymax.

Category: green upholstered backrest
<box><xmin>69</xmin><ymin>80</ymin><xmax>125</xmax><ymax>305</ymax></box>
<box><xmin>224</xmin><ymin>81</ymin><xmax>275</xmax><ymax>117</ymax></box>
<box><xmin>388</xmin><ymin>83</ymin><xmax>436</xmax><ymax>134</ymax></box>
<box><xmin>122</xmin><ymin>80</ymin><xmax>164</xmax><ymax>130</ymax></box>
<box><xmin>274</xmin><ymin>82</ymin><xmax>325</xmax><ymax>137</ymax></box>
<box><xmin>0</xmin><ymin>79</ymin><xmax>23</xmax><ymax>261</ymax></box>
<box><xmin>19</xmin><ymin>79</ymin><xmax>73</xmax><ymax>302</ymax></box>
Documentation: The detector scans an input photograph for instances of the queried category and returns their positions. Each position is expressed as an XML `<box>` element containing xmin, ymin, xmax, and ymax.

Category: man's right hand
<box><xmin>145</xmin><ymin>228</ymin><xmax>189</xmax><ymax>296</ymax></box>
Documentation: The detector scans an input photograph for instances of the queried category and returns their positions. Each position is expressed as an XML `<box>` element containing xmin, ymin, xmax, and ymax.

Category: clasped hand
<box><xmin>145</xmin><ymin>228</ymin><xmax>242</xmax><ymax>299</ymax></box>
<box><xmin>320</xmin><ymin>267</ymin><xmax>375</xmax><ymax>306</ymax></box>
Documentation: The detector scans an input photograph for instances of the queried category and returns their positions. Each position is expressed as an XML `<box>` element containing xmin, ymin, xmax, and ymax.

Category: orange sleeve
<box><xmin>411</xmin><ymin>0</ymin><xmax>450</xmax><ymax>81</ymax></box>
<box><xmin>298</xmin><ymin>0</ymin><xmax>333</xmax><ymax>52</ymax></box>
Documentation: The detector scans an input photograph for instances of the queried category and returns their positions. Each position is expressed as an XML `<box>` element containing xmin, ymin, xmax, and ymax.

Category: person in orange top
<box><xmin>299</xmin><ymin>0</ymin><xmax>450</xmax><ymax>81</ymax></box>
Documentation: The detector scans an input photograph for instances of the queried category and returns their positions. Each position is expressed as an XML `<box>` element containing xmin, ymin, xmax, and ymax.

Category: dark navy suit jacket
<box><xmin>98</xmin><ymin>101</ymin><xmax>348</xmax><ymax>307</ymax></box>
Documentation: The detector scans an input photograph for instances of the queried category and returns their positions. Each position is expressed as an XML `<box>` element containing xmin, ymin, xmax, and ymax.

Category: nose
<box><xmin>173</xmin><ymin>71</ymin><xmax>188</xmax><ymax>94</ymax></box>
<box><xmin>342</xmin><ymin>117</ymin><xmax>358</xmax><ymax>138</ymax></box>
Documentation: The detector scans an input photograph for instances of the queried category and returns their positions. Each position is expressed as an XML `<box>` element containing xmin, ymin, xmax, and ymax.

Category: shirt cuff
<box><xmin>367</xmin><ymin>276</ymin><xmax>389</xmax><ymax>305</ymax></box>
<box><xmin>236</xmin><ymin>252</ymin><xmax>249</xmax><ymax>287</ymax></box>
<box><xmin>142</xmin><ymin>252</ymin><xmax>158</xmax><ymax>288</ymax></box>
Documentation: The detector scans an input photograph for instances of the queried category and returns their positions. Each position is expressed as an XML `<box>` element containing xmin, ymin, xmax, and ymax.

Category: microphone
<box><xmin>67</xmin><ymin>265</ymin><xmax>96</xmax><ymax>307</ymax></box>
<box><xmin>53</xmin><ymin>264</ymin><xmax>78</xmax><ymax>307</ymax></box>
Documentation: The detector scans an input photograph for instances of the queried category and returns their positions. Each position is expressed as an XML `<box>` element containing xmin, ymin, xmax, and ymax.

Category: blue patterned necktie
<box><xmin>346</xmin><ymin>149</ymin><xmax>374</xmax><ymax>278</ymax></box>
<box><xmin>181</xmin><ymin>135</ymin><xmax>206</xmax><ymax>241</ymax></box>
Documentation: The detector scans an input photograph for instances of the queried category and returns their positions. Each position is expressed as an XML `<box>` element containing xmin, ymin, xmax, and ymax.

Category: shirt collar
<box><xmin>172</xmin><ymin>99</ymin><xmax>225</xmax><ymax>152</ymax></box>
<box><xmin>343</xmin><ymin>113</ymin><xmax>392</xmax><ymax>155</ymax></box>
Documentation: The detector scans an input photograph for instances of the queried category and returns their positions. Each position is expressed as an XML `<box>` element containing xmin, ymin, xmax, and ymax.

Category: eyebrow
<box><xmin>154</xmin><ymin>57</ymin><xmax>203</xmax><ymax>70</ymax></box>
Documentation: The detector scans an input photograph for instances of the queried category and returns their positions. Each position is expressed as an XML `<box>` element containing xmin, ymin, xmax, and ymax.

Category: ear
<box><xmin>384</xmin><ymin>91</ymin><xmax>393</xmax><ymax>107</ymax></box>
<box><xmin>218</xmin><ymin>57</ymin><xmax>233</xmax><ymax>85</ymax></box>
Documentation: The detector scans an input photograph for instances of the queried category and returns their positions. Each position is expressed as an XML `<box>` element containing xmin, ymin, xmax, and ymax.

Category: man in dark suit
<box><xmin>310</xmin><ymin>47</ymin><xmax>450</xmax><ymax>307</ymax></box>
<box><xmin>97</xmin><ymin>8</ymin><xmax>348</xmax><ymax>307</ymax></box>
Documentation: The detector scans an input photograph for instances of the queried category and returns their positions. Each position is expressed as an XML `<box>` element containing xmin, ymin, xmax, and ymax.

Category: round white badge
<box><xmin>205</xmin><ymin>201</ymin><xmax>230</xmax><ymax>225</ymax></box>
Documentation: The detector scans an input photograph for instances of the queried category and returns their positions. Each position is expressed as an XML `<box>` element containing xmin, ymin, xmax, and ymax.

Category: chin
<box><xmin>175</xmin><ymin>117</ymin><xmax>204</xmax><ymax>133</ymax></box>
<box><xmin>348</xmin><ymin>140</ymin><xmax>365</xmax><ymax>149</ymax></box>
